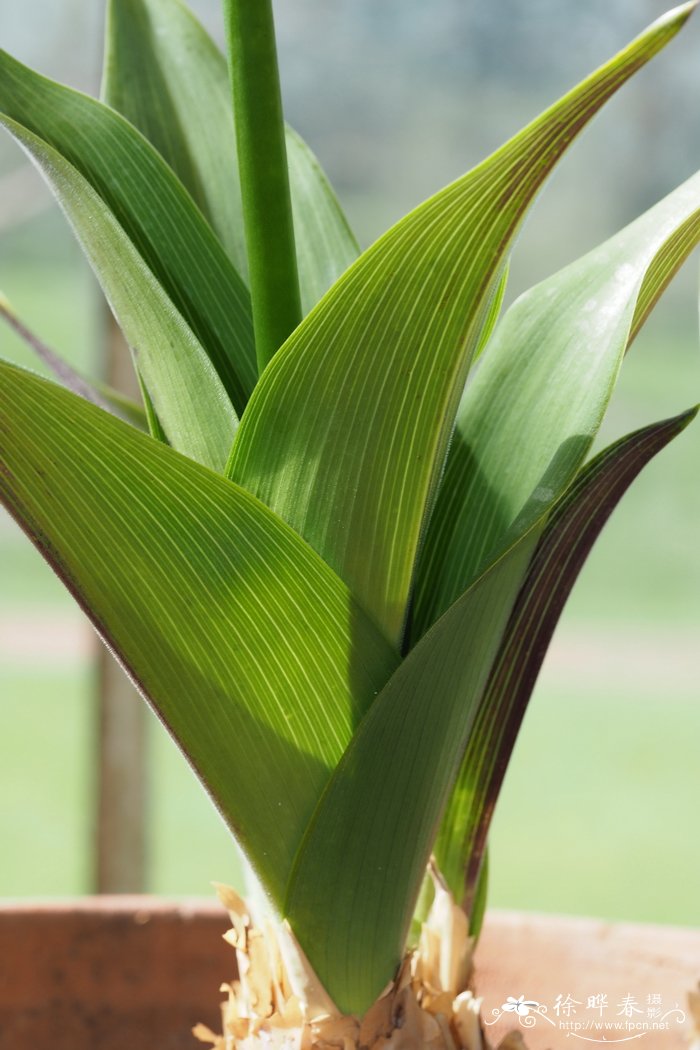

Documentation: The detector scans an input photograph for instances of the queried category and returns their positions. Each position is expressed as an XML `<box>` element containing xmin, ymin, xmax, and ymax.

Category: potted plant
<box><xmin>0</xmin><ymin>0</ymin><xmax>699</xmax><ymax>1046</ymax></box>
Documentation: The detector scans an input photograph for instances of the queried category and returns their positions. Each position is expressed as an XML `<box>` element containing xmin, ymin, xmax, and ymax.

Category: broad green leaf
<box><xmin>414</xmin><ymin>169</ymin><xmax>700</xmax><ymax>637</ymax></box>
<box><xmin>0</xmin><ymin>49</ymin><xmax>256</xmax><ymax>413</ymax></box>
<box><xmin>282</xmin><ymin>409</ymin><xmax>697</xmax><ymax>1013</ymax></box>
<box><xmin>0</xmin><ymin>361</ymin><xmax>398</xmax><ymax>905</ymax></box>
<box><xmin>1</xmin><ymin>118</ymin><xmax>235</xmax><ymax>470</ymax></box>
<box><xmin>0</xmin><ymin>291</ymin><xmax>148</xmax><ymax>432</ymax></box>
<box><xmin>102</xmin><ymin>0</ymin><xmax>359</xmax><ymax>311</ymax></box>
<box><xmin>229</xmin><ymin>5</ymin><xmax>693</xmax><ymax>647</ymax></box>
<box><xmin>285</xmin><ymin>529</ymin><xmax>540</xmax><ymax>1013</ymax></box>
<box><xmin>415</xmin><ymin>170</ymin><xmax>700</xmax><ymax>923</ymax></box>
<box><xmin>103</xmin><ymin>0</ymin><xmax>248</xmax><ymax>274</ymax></box>
<box><xmin>433</xmin><ymin>408</ymin><xmax>698</xmax><ymax>910</ymax></box>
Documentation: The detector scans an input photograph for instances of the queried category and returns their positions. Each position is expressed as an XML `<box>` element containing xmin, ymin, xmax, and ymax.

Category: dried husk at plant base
<box><xmin>193</xmin><ymin>873</ymin><xmax>537</xmax><ymax>1050</ymax></box>
<box><xmin>489</xmin><ymin>1037</ymin><xmax>528</xmax><ymax>1050</ymax></box>
<box><xmin>194</xmin><ymin>885</ymin><xmax>700</xmax><ymax>1050</ymax></box>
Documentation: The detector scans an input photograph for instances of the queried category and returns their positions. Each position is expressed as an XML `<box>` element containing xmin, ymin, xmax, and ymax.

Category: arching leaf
<box><xmin>0</xmin><ymin>48</ymin><xmax>256</xmax><ymax>413</ymax></box>
<box><xmin>414</xmin><ymin>171</ymin><xmax>700</xmax><ymax>636</ymax></box>
<box><xmin>285</xmin><ymin>527</ymin><xmax>539</xmax><ymax>1013</ymax></box>
<box><xmin>229</xmin><ymin>5</ymin><xmax>693</xmax><ymax>647</ymax></box>
<box><xmin>433</xmin><ymin>408</ymin><xmax>698</xmax><ymax>909</ymax></box>
<box><xmin>0</xmin><ymin>361</ymin><xmax>398</xmax><ymax>905</ymax></box>
<box><xmin>1</xmin><ymin>118</ymin><xmax>236</xmax><ymax>469</ymax></box>
<box><xmin>102</xmin><ymin>0</ymin><xmax>359</xmax><ymax>311</ymax></box>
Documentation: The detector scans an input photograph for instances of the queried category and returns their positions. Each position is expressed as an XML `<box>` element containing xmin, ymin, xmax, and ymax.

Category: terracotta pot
<box><xmin>0</xmin><ymin>898</ymin><xmax>697</xmax><ymax>1049</ymax></box>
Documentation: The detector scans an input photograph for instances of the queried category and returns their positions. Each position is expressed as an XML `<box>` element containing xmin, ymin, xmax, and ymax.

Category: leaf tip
<box><xmin>661</xmin><ymin>403</ymin><xmax>699</xmax><ymax>439</ymax></box>
<box><xmin>653</xmin><ymin>0</ymin><xmax>699</xmax><ymax>33</ymax></box>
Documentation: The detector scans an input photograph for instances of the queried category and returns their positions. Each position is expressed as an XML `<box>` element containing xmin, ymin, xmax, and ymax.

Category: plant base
<box><xmin>194</xmin><ymin>878</ymin><xmax>501</xmax><ymax>1050</ymax></box>
<box><xmin>194</xmin><ymin>885</ymin><xmax>700</xmax><ymax>1050</ymax></box>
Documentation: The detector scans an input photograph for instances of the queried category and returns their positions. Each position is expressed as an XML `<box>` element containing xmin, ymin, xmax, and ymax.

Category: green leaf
<box><xmin>229</xmin><ymin>4</ymin><xmax>693</xmax><ymax>647</ymax></box>
<box><xmin>0</xmin><ymin>361</ymin><xmax>398</xmax><ymax>905</ymax></box>
<box><xmin>629</xmin><ymin>206</ymin><xmax>700</xmax><ymax>343</ymax></box>
<box><xmin>433</xmin><ymin>408</ymin><xmax>698</xmax><ymax>911</ymax></box>
<box><xmin>286</xmin><ymin>125</ymin><xmax>360</xmax><ymax>316</ymax></box>
<box><xmin>285</xmin><ymin>528</ymin><xmax>540</xmax><ymax>1013</ymax></box>
<box><xmin>102</xmin><ymin>0</ymin><xmax>248</xmax><ymax>273</ymax></box>
<box><xmin>414</xmin><ymin>168</ymin><xmax>700</xmax><ymax>637</ymax></box>
<box><xmin>283</xmin><ymin>408</ymin><xmax>697</xmax><ymax>1014</ymax></box>
<box><xmin>0</xmin><ymin>48</ymin><xmax>256</xmax><ymax>414</ymax></box>
<box><xmin>102</xmin><ymin>0</ymin><xmax>359</xmax><ymax>313</ymax></box>
<box><xmin>1</xmin><ymin>118</ymin><xmax>235</xmax><ymax>470</ymax></box>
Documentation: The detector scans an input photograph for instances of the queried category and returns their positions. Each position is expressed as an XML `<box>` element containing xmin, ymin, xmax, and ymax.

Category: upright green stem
<box><xmin>224</xmin><ymin>0</ymin><xmax>302</xmax><ymax>373</ymax></box>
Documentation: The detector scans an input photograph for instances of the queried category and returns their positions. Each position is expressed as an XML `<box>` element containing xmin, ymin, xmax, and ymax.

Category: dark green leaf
<box><xmin>103</xmin><ymin>0</ymin><xmax>248</xmax><ymax>272</ymax></box>
<box><xmin>103</xmin><ymin>0</ymin><xmax>359</xmax><ymax>312</ymax></box>
<box><xmin>0</xmin><ymin>49</ymin><xmax>256</xmax><ymax>413</ymax></box>
<box><xmin>285</xmin><ymin>528</ymin><xmax>539</xmax><ymax>1012</ymax></box>
<box><xmin>0</xmin><ymin>118</ymin><xmax>236</xmax><ymax>469</ymax></box>
<box><xmin>433</xmin><ymin>408</ymin><xmax>698</xmax><ymax>908</ymax></box>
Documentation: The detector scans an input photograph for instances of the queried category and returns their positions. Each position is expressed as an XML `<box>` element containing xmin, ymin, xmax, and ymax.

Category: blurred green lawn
<box><xmin>1</xmin><ymin>241</ymin><xmax>699</xmax><ymax>926</ymax></box>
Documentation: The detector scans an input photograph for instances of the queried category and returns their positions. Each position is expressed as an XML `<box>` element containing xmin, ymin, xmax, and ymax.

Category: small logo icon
<box><xmin>501</xmin><ymin>995</ymin><xmax>540</xmax><ymax>1017</ymax></box>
